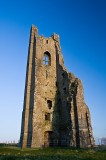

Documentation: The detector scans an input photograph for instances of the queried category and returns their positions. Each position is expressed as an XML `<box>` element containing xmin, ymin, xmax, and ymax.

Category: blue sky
<box><xmin>0</xmin><ymin>0</ymin><xmax>106</xmax><ymax>143</ymax></box>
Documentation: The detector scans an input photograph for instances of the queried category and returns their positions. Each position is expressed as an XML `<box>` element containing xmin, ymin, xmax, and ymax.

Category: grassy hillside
<box><xmin>0</xmin><ymin>146</ymin><xmax>106</xmax><ymax>160</ymax></box>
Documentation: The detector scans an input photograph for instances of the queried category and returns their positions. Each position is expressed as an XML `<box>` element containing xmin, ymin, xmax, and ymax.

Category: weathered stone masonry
<box><xmin>20</xmin><ymin>25</ymin><xmax>94</xmax><ymax>148</ymax></box>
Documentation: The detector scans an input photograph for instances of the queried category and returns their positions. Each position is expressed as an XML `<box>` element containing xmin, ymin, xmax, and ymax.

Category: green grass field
<box><xmin>0</xmin><ymin>146</ymin><xmax>106</xmax><ymax>160</ymax></box>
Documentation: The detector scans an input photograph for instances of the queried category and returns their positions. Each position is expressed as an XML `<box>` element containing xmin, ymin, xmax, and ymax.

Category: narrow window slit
<box><xmin>47</xmin><ymin>100</ymin><xmax>52</xmax><ymax>109</ymax></box>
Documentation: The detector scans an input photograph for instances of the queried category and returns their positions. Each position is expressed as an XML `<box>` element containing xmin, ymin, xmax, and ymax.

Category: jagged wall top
<box><xmin>31</xmin><ymin>25</ymin><xmax>60</xmax><ymax>42</ymax></box>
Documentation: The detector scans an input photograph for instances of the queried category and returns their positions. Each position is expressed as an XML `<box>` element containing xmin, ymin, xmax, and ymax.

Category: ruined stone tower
<box><xmin>20</xmin><ymin>25</ymin><xmax>94</xmax><ymax>148</ymax></box>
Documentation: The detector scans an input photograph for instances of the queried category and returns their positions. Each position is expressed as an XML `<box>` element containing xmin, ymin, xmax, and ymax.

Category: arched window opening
<box><xmin>44</xmin><ymin>131</ymin><xmax>53</xmax><ymax>147</ymax></box>
<box><xmin>43</xmin><ymin>52</ymin><xmax>51</xmax><ymax>65</ymax></box>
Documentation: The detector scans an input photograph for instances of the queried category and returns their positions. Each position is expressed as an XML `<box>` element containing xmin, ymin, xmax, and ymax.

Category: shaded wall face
<box><xmin>54</xmin><ymin>43</ymin><xmax>73</xmax><ymax>146</ymax></box>
<box><xmin>55</xmin><ymin>47</ymin><xmax>95</xmax><ymax>147</ymax></box>
<box><xmin>68</xmin><ymin>79</ymin><xmax>95</xmax><ymax>147</ymax></box>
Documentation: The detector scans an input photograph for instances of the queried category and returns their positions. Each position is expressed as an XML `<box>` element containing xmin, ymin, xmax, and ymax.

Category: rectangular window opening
<box><xmin>47</xmin><ymin>100</ymin><xmax>52</xmax><ymax>109</ymax></box>
<box><xmin>63</xmin><ymin>87</ymin><xmax>66</xmax><ymax>93</ymax></box>
<box><xmin>46</xmin><ymin>40</ymin><xmax>48</xmax><ymax>44</ymax></box>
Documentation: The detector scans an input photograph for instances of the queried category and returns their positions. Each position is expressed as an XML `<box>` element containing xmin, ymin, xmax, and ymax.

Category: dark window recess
<box><xmin>63</xmin><ymin>87</ymin><xmax>66</xmax><ymax>93</ymax></box>
<box><xmin>62</xmin><ymin>73</ymin><xmax>65</xmax><ymax>78</ymax></box>
<box><xmin>71</xmin><ymin>82</ymin><xmax>75</xmax><ymax>87</ymax></box>
<box><xmin>45</xmin><ymin>113</ymin><xmax>50</xmax><ymax>121</ymax></box>
<box><xmin>47</xmin><ymin>100</ymin><xmax>52</xmax><ymax>109</ymax></box>
<box><xmin>46</xmin><ymin>40</ymin><xmax>48</xmax><ymax>44</ymax></box>
<box><xmin>56</xmin><ymin>82</ymin><xmax>58</xmax><ymax>87</ymax></box>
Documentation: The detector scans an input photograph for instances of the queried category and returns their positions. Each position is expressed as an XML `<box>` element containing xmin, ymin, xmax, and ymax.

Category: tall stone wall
<box><xmin>20</xmin><ymin>25</ymin><xmax>94</xmax><ymax>148</ymax></box>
